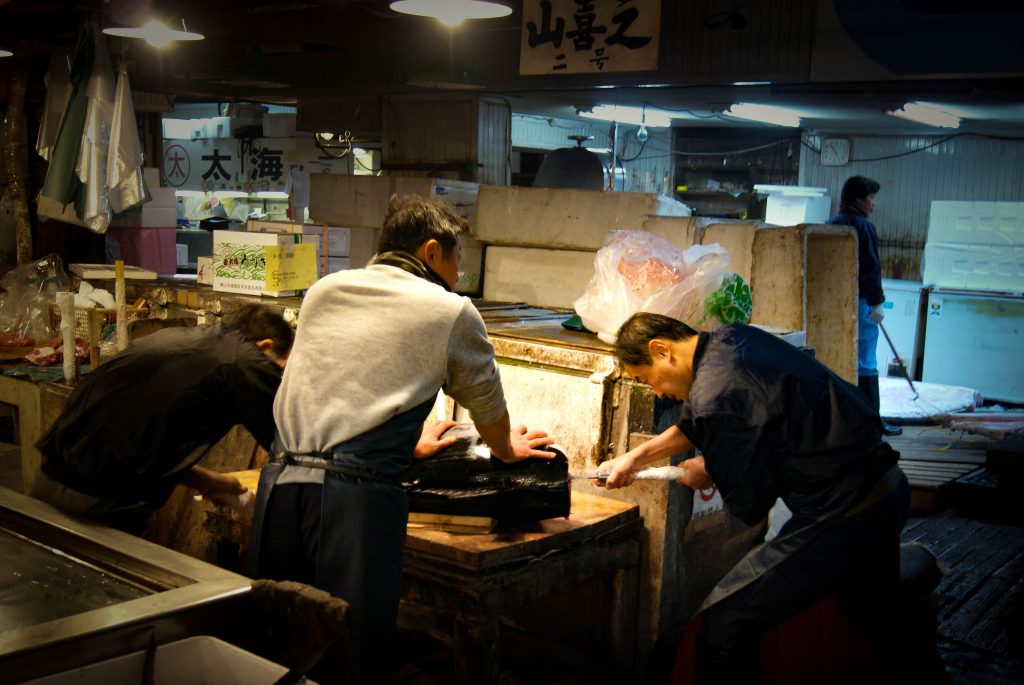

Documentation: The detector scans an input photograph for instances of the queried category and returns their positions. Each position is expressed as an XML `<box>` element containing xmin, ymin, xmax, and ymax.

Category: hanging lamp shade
<box><xmin>103</xmin><ymin>19</ymin><xmax>203</xmax><ymax>48</ymax></box>
<box><xmin>533</xmin><ymin>136</ymin><xmax>604</xmax><ymax>191</ymax></box>
<box><xmin>0</xmin><ymin>48</ymin><xmax>13</xmax><ymax>57</ymax></box>
<box><xmin>390</xmin><ymin>0</ymin><xmax>511</xmax><ymax>26</ymax></box>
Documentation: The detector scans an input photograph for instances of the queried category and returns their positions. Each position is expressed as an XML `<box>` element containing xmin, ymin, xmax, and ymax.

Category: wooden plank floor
<box><xmin>903</xmin><ymin>512</ymin><xmax>1024</xmax><ymax>684</ymax></box>
<box><xmin>888</xmin><ymin>427</ymin><xmax>992</xmax><ymax>512</ymax></box>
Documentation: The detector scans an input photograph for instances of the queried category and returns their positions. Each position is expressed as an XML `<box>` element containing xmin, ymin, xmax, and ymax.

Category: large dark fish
<box><xmin>404</xmin><ymin>424</ymin><xmax>570</xmax><ymax>523</ymax></box>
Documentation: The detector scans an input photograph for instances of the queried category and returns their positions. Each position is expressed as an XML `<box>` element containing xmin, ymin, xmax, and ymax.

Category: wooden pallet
<box><xmin>887</xmin><ymin>427</ymin><xmax>991</xmax><ymax>512</ymax></box>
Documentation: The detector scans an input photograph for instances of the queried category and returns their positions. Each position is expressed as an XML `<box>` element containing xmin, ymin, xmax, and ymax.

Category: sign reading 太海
<box><xmin>519</xmin><ymin>0</ymin><xmax>661</xmax><ymax>76</ymax></box>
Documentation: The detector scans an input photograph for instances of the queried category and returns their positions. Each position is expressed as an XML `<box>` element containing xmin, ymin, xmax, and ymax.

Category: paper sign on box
<box><xmin>265</xmin><ymin>243</ymin><xmax>318</xmax><ymax>291</ymax></box>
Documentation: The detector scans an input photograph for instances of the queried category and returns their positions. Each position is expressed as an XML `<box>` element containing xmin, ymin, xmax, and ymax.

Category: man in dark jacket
<box><xmin>828</xmin><ymin>175</ymin><xmax>902</xmax><ymax>435</ymax></box>
<box><xmin>30</xmin><ymin>303</ymin><xmax>293</xmax><ymax>535</ymax></box>
<box><xmin>602</xmin><ymin>312</ymin><xmax>910</xmax><ymax>683</ymax></box>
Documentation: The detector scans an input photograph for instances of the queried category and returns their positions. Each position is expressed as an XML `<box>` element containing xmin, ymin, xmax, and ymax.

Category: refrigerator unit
<box><xmin>921</xmin><ymin>289</ymin><xmax>1024</xmax><ymax>403</ymax></box>
<box><xmin>875</xmin><ymin>279</ymin><xmax>927</xmax><ymax>380</ymax></box>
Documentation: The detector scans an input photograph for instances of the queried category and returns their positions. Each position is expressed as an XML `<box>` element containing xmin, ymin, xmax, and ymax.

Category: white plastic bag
<box><xmin>574</xmin><ymin>230</ymin><xmax>730</xmax><ymax>344</ymax></box>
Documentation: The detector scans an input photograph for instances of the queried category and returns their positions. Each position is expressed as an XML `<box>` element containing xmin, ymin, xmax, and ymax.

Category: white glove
<box><xmin>869</xmin><ymin>304</ymin><xmax>885</xmax><ymax>324</ymax></box>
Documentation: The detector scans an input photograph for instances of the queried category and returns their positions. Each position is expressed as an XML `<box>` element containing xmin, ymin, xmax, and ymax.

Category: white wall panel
<box><xmin>799</xmin><ymin>134</ymin><xmax>1024</xmax><ymax>279</ymax></box>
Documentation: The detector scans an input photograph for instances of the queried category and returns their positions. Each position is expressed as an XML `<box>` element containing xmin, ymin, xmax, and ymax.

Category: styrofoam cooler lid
<box><xmin>20</xmin><ymin>635</ymin><xmax>316</xmax><ymax>685</ymax></box>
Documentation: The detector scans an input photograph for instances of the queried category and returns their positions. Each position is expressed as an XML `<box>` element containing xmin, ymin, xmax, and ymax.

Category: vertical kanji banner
<box><xmin>520</xmin><ymin>0</ymin><xmax>661</xmax><ymax>75</ymax></box>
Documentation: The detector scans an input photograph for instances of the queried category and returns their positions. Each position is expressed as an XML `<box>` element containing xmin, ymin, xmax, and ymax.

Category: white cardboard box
<box><xmin>175</xmin><ymin>244</ymin><xmax>188</xmax><ymax>267</ymax></box>
<box><xmin>213</xmin><ymin>230</ymin><xmax>319</xmax><ymax>297</ymax></box>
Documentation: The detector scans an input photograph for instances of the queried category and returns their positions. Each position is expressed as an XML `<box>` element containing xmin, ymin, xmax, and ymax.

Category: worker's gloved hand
<box><xmin>869</xmin><ymin>304</ymin><xmax>885</xmax><ymax>324</ymax></box>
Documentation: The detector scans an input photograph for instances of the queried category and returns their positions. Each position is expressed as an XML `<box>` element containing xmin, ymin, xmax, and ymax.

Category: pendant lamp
<box><xmin>390</xmin><ymin>0</ymin><xmax>511</xmax><ymax>27</ymax></box>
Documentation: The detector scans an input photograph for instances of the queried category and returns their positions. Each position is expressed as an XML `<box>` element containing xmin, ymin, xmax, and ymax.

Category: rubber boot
<box><xmin>858</xmin><ymin>375</ymin><xmax>902</xmax><ymax>436</ymax></box>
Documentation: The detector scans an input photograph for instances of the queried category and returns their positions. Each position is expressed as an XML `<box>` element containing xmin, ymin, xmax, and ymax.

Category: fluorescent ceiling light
<box><xmin>390</xmin><ymin>0</ymin><xmax>511</xmax><ymax>27</ymax></box>
<box><xmin>0</xmin><ymin>48</ymin><xmax>12</xmax><ymax>58</ymax></box>
<box><xmin>103</xmin><ymin>20</ymin><xmax>204</xmax><ymax>48</ymax></box>
<box><xmin>725</xmin><ymin>103</ymin><xmax>802</xmax><ymax>127</ymax></box>
<box><xmin>578</xmin><ymin>105</ymin><xmax>673</xmax><ymax>127</ymax></box>
<box><xmin>886</xmin><ymin>101</ymin><xmax>961</xmax><ymax>129</ymax></box>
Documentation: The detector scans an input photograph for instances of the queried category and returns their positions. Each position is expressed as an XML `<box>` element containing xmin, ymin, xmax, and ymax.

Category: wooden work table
<box><xmin>398</xmin><ymin>490</ymin><xmax>642</xmax><ymax>684</ymax></box>
<box><xmin>204</xmin><ymin>479</ymin><xmax>642</xmax><ymax>684</ymax></box>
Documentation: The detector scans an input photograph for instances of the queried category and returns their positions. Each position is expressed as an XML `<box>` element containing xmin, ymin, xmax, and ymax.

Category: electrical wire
<box><xmin>801</xmin><ymin>131</ymin><xmax>1024</xmax><ymax>163</ymax></box>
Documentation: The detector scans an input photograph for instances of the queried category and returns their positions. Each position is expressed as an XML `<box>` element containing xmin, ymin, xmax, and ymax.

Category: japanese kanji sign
<box><xmin>161</xmin><ymin>138</ymin><xmax>298</xmax><ymax>192</ymax></box>
<box><xmin>520</xmin><ymin>0</ymin><xmax>661</xmax><ymax>75</ymax></box>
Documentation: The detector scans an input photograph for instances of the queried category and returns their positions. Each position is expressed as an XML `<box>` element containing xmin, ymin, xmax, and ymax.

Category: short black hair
<box><xmin>377</xmin><ymin>194</ymin><xmax>468</xmax><ymax>257</ymax></box>
<box><xmin>840</xmin><ymin>176</ymin><xmax>881</xmax><ymax>205</ymax></box>
<box><xmin>613</xmin><ymin>313</ymin><xmax>698</xmax><ymax>366</ymax></box>
<box><xmin>222</xmin><ymin>304</ymin><xmax>294</xmax><ymax>358</ymax></box>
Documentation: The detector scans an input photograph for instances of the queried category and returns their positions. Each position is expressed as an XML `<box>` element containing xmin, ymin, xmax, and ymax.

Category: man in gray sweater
<box><xmin>251</xmin><ymin>194</ymin><xmax>553</xmax><ymax>680</ymax></box>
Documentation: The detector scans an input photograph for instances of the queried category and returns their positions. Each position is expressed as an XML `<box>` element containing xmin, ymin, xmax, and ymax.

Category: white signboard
<box><xmin>520</xmin><ymin>0</ymin><xmax>661</xmax><ymax>76</ymax></box>
<box><xmin>162</xmin><ymin>138</ymin><xmax>349</xmax><ymax>193</ymax></box>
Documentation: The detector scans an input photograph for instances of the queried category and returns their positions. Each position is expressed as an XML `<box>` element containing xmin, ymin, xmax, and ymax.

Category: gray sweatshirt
<box><xmin>273</xmin><ymin>264</ymin><xmax>507</xmax><ymax>454</ymax></box>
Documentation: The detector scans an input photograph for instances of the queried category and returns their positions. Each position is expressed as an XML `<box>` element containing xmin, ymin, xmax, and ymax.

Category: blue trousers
<box><xmin>858</xmin><ymin>298</ymin><xmax>880</xmax><ymax>377</ymax></box>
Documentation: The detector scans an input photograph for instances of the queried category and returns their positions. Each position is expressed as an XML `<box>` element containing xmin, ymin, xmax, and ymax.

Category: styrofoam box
<box><xmin>765</xmin><ymin>194</ymin><xmax>831</xmax><ymax>227</ymax></box>
<box><xmin>21</xmin><ymin>635</ymin><xmax>315</xmax><ymax>685</ymax></box>
<box><xmin>247</xmin><ymin>219</ymin><xmax>347</xmax><ymax>257</ymax></box>
<box><xmin>484</xmin><ymin>245</ymin><xmax>596</xmax><ymax>309</ymax></box>
<box><xmin>928</xmin><ymin>200</ymin><xmax>1024</xmax><ymax>247</ymax></box>
<box><xmin>922</xmin><ymin>242</ymin><xmax>1024</xmax><ymax>293</ymax></box>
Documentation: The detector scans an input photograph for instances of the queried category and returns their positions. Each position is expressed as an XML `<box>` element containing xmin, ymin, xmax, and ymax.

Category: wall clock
<box><xmin>820</xmin><ymin>137</ymin><xmax>851</xmax><ymax>166</ymax></box>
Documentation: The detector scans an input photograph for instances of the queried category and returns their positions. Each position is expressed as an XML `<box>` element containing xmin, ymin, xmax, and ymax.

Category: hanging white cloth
<box><xmin>36</xmin><ymin>53</ymin><xmax>72</xmax><ymax>162</ymax></box>
<box><xmin>106</xmin><ymin>67</ymin><xmax>146</xmax><ymax>213</ymax></box>
<box><xmin>74</xmin><ymin>28</ymin><xmax>116</xmax><ymax>233</ymax></box>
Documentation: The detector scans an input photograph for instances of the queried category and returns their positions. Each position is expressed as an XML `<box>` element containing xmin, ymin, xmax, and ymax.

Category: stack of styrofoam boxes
<box><xmin>106</xmin><ymin>168</ymin><xmax>179</xmax><ymax>275</ymax></box>
<box><xmin>246</xmin><ymin>219</ymin><xmax>351</xmax><ymax>277</ymax></box>
<box><xmin>308</xmin><ymin>175</ymin><xmax>480</xmax><ymax>293</ymax></box>
<box><xmin>923</xmin><ymin>201</ymin><xmax>1024</xmax><ymax>293</ymax></box>
<box><xmin>473</xmin><ymin>186</ymin><xmax>695</xmax><ymax>309</ymax></box>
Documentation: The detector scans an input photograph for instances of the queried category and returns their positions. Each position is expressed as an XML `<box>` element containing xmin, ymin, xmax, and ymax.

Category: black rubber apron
<box><xmin>249</xmin><ymin>398</ymin><xmax>434</xmax><ymax>650</ymax></box>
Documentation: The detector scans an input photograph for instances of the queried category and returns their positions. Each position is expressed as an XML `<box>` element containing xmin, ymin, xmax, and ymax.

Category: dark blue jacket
<box><xmin>827</xmin><ymin>212</ymin><xmax>885</xmax><ymax>306</ymax></box>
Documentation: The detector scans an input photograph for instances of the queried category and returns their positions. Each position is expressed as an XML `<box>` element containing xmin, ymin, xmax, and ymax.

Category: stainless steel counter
<box><xmin>0</xmin><ymin>487</ymin><xmax>252</xmax><ymax>684</ymax></box>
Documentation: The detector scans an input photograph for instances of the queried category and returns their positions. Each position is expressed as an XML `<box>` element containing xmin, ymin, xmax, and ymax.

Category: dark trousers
<box><xmin>257</xmin><ymin>477</ymin><xmax>409</xmax><ymax>682</ymax></box>
<box><xmin>698</xmin><ymin>474</ymin><xmax>911</xmax><ymax>684</ymax></box>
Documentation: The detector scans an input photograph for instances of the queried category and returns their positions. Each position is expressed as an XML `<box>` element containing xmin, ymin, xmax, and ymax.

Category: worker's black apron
<box><xmin>249</xmin><ymin>398</ymin><xmax>434</xmax><ymax>652</ymax></box>
<box><xmin>698</xmin><ymin>455</ymin><xmax>904</xmax><ymax>614</ymax></box>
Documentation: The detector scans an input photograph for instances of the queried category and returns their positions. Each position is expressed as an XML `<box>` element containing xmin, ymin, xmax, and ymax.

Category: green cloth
<box><xmin>39</xmin><ymin>28</ymin><xmax>94</xmax><ymax>214</ymax></box>
<box><xmin>4</xmin><ymin>364</ymin><xmax>96</xmax><ymax>383</ymax></box>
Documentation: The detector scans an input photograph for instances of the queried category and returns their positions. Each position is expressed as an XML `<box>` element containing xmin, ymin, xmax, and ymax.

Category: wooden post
<box><xmin>56</xmin><ymin>292</ymin><xmax>77</xmax><ymax>385</ymax></box>
<box><xmin>115</xmin><ymin>259</ymin><xmax>128</xmax><ymax>351</ymax></box>
<box><xmin>1</xmin><ymin>53</ymin><xmax>33</xmax><ymax>265</ymax></box>
<box><xmin>88</xmin><ymin>309</ymin><xmax>103</xmax><ymax>368</ymax></box>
